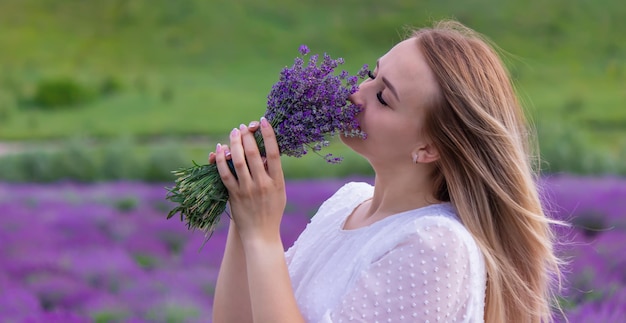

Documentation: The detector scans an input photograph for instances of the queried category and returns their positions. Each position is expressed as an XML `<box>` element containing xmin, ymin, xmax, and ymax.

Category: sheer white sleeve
<box><xmin>327</xmin><ymin>217</ymin><xmax>477</xmax><ymax>322</ymax></box>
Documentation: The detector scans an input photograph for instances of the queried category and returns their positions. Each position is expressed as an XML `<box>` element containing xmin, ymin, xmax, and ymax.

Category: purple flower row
<box><xmin>0</xmin><ymin>175</ymin><xmax>624</xmax><ymax>321</ymax></box>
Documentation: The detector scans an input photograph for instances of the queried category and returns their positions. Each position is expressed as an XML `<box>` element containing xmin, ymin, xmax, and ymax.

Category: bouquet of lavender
<box><xmin>166</xmin><ymin>45</ymin><xmax>368</xmax><ymax>235</ymax></box>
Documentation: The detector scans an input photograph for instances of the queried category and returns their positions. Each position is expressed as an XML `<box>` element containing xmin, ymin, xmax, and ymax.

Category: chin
<box><xmin>339</xmin><ymin>134</ymin><xmax>367</xmax><ymax>155</ymax></box>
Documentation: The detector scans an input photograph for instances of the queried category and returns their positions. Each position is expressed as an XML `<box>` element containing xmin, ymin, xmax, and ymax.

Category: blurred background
<box><xmin>0</xmin><ymin>0</ymin><xmax>624</xmax><ymax>322</ymax></box>
<box><xmin>0</xmin><ymin>0</ymin><xmax>624</xmax><ymax>179</ymax></box>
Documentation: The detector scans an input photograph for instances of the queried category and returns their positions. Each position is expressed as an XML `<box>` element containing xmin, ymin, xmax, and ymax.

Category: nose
<box><xmin>347</xmin><ymin>92</ymin><xmax>356</xmax><ymax>104</ymax></box>
<box><xmin>348</xmin><ymin>84</ymin><xmax>363</xmax><ymax>106</ymax></box>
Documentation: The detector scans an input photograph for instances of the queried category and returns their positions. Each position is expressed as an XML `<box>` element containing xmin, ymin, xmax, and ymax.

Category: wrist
<box><xmin>240</xmin><ymin>232</ymin><xmax>283</xmax><ymax>253</ymax></box>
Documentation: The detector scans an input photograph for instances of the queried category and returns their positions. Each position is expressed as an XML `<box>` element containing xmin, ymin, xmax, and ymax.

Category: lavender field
<box><xmin>1</xmin><ymin>175</ymin><xmax>625</xmax><ymax>322</ymax></box>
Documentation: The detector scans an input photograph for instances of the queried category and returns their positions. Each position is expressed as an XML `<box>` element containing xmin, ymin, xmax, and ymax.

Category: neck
<box><xmin>367</xmin><ymin>162</ymin><xmax>439</xmax><ymax>219</ymax></box>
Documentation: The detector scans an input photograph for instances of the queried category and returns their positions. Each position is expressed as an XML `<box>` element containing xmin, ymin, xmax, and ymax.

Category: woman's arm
<box><xmin>242</xmin><ymin>233</ymin><xmax>304</xmax><ymax>323</ymax></box>
<box><xmin>215</xmin><ymin>118</ymin><xmax>304</xmax><ymax>323</ymax></box>
<box><xmin>212</xmin><ymin>221</ymin><xmax>253</xmax><ymax>323</ymax></box>
<box><xmin>209</xmin><ymin>129</ymin><xmax>256</xmax><ymax>323</ymax></box>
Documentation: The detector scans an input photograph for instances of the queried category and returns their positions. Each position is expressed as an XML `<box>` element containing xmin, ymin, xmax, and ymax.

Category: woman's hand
<box><xmin>212</xmin><ymin>118</ymin><xmax>303</xmax><ymax>323</ymax></box>
<box><xmin>214</xmin><ymin>117</ymin><xmax>286</xmax><ymax>243</ymax></box>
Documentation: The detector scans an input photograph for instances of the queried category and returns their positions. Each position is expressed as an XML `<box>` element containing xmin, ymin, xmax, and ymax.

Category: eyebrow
<box><xmin>377</xmin><ymin>60</ymin><xmax>399</xmax><ymax>101</ymax></box>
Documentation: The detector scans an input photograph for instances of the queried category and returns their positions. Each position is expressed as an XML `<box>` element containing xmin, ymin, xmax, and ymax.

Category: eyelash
<box><xmin>368</xmin><ymin>70</ymin><xmax>389</xmax><ymax>106</ymax></box>
<box><xmin>377</xmin><ymin>92</ymin><xmax>388</xmax><ymax>106</ymax></box>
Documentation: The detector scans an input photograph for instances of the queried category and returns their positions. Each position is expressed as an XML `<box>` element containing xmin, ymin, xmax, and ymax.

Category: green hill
<box><xmin>0</xmin><ymin>0</ymin><xmax>624</xmax><ymax>175</ymax></box>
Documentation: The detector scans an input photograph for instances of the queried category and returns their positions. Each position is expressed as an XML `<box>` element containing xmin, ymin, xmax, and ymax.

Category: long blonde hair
<box><xmin>413</xmin><ymin>21</ymin><xmax>563</xmax><ymax>322</ymax></box>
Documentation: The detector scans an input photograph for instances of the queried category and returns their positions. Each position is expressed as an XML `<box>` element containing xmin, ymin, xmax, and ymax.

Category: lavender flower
<box><xmin>262</xmin><ymin>45</ymin><xmax>367</xmax><ymax>162</ymax></box>
<box><xmin>166</xmin><ymin>45</ymin><xmax>368</xmax><ymax>236</ymax></box>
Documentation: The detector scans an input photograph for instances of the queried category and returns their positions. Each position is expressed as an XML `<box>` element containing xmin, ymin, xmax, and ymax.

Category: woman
<box><xmin>210</xmin><ymin>20</ymin><xmax>562</xmax><ymax>323</ymax></box>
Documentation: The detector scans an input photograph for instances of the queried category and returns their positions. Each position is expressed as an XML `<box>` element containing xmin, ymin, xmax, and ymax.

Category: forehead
<box><xmin>379</xmin><ymin>38</ymin><xmax>440</xmax><ymax>107</ymax></box>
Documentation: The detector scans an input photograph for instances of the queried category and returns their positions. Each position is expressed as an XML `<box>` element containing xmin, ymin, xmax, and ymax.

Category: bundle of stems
<box><xmin>166</xmin><ymin>129</ymin><xmax>266</xmax><ymax>234</ymax></box>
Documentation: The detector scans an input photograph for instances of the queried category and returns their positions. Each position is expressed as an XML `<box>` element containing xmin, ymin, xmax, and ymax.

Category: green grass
<box><xmin>182</xmin><ymin>137</ymin><xmax>373</xmax><ymax>179</ymax></box>
<box><xmin>0</xmin><ymin>0</ymin><xmax>624</xmax><ymax>176</ymax></box>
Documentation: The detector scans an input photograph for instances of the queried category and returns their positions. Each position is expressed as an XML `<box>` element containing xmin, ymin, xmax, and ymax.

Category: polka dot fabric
<box><xmin>286</xmin><ymin>182</ymin><xmax>486</xmax><ymax>322</ymax></box>
<box><xmin>330</xmin><ymin>220</ymin><xmax>473</xmax><ymax>322</ymax></box>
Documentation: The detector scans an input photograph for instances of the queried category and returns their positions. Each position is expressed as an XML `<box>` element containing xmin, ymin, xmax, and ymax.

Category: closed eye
<box><xmin>369</xmin><ymin>70</ymin><xmax>389</xmax><ymax>106</ymax></box>
<box><xmin>377</xmin><ymin>92</ymin><xmax>388</xmax><ymax>106</ymax></box>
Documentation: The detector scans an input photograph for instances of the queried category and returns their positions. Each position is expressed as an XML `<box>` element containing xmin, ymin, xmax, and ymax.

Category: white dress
<box><xmin>286</xmin><ymin>182</ymin><xmax>487</xmax><ymax>323</ymax></box>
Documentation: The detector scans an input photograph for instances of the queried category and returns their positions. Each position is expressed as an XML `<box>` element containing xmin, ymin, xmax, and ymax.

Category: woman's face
<box><xmin>341</xmin><ymin>38</ymin><xmax>441</xmax><ymax>166</ymax></box>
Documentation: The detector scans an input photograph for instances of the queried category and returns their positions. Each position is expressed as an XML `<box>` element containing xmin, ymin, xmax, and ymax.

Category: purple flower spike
<box><xmin>357</xmin><ymin>64</ymin><xmax>369</xmax><ymax>79</ymax></box>
<box><xmin>299</xmin><ymin>45</ymin><xmax>309</xmax><ymax>56</ymax></box>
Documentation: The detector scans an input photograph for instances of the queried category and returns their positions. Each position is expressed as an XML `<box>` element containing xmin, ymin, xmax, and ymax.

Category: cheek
<box><xmin>377</xmin><ymin>118</ymin><xmax>422</xmax><ymax>149</ymax></box>
<box><xmin>360</xmin><ymin>108</ymin><xmax>421</xmax><ymax>142</ymax></box>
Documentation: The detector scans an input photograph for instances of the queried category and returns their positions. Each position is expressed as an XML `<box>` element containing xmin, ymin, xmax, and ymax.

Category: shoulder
<box><xmin>368</xmin><ymin>208</ymin><xmax>484</xmax><ymax>285</ymax></box>
<box><xmin>395</xmin><ymin>208</ymin><xmax>486</xmax><ymax>289</ymax></box>
<box><xmin>315</xmin><ymin>181</ymin><xmax>373</xmax><ymax>214</ymax></box>
<box><xmin>333</xmin><ymin>181</ymin><xmax>373</xmax><ymax>198</ymax></box>
<box><xmin>412</xmin><ymin>206</ymin><xmax>470</xmax><ymax>241</ymax></box>
<box><xmin>372</xmin><ymin>204</ymin><xmax>481</xmax><ymax>264</ymax></box>
<box><xmin>409</xmin><ymin>206</ymin><xmax>479</xmax><ymax>255</ymax></box>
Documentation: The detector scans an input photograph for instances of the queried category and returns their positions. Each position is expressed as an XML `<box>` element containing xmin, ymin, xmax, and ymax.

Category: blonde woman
<box><xmin>210</xmin><ymin>20</ymin><xmax>562</xmax><ymax>323</ymax></box>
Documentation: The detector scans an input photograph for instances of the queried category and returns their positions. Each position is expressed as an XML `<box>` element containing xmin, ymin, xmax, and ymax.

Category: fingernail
<box><xmin>249</xmin><ymin>121</ymin><xmax>259</xmax><ymax>128</ymax></box>
<box><xmin>239</xmin><ymin>123</ymin><xmax>247</xmax><ymax>131</ymax></box>
<box><xmin>260</xmin><ymin>117</ymin><xmax>269</xmax><ymax>128</ymax></box>
<box><xmin>230</xmin><ymin>128</ymin><xmax>239</xmax><ymax>136</ymax></box>
<box><xmin>216</xmin><ymin>143</ymin><xmax>222</xmax><ymax>152</ymax></box>
<box><xmin>225</xmin><ymin>150</ymin><xmax>231</xmax><ymax>159</ymax></box>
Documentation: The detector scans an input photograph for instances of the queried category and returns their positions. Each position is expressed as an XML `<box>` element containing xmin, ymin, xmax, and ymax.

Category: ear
<box><xmin>412</xmin><ymin>143</ymin><xmax>440</xmax><ymax>164</ymax></box>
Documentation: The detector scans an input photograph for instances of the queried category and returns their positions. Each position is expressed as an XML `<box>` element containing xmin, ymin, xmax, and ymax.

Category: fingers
<box><xmin>259</xmin><ymin>117</ymin><xmax>284</xmax><ymax>179</ymax></box>
<box><xmin>248</xmin><ymin>120</ymin><xmax>260</xmax><ymax>133</ymax></box>
<box><xmin>225</xmin><ymin>126</ymin><xmax>253</xmax><ymax>183</ymax></box>
<box><xmin>213</xmin><ymin>118</ymin><xmax>274</xmax><ymax>187</ymax></box>
<box><xmin>215</xmin><ymin>143</ymin><xmax>239</xmax><ymax>187</ymax></box>
<box><xmin>240</xmin><ymin>124</ymin><xmax>266</xmax><ymax>178</ymax></box>
<box><xmin>209</xmin><ymin>149</ymin><xmax>231</xmax><ymax>165</ymax></box>
<box><xmin>209</xmin><ymin>120</ymin><xmax>259</xmax><ymax>165</ymax></box>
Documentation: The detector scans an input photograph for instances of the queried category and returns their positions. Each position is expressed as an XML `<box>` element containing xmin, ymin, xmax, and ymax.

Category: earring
<box><xmin>412</xmin><ymin>152</ymin><xmax>419</xmax><ymax>164</ymax></box>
